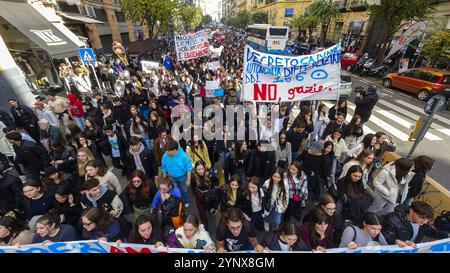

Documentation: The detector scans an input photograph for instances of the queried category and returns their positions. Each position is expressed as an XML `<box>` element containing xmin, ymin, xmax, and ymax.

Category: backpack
<box><xmin>434</xmin><ymin>211</ymin><xmax>450</xmax><ymax>232</ymax></box>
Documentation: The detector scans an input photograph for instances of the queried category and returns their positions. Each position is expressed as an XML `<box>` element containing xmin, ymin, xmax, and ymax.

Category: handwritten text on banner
<box><xmin>242</xmin><ymin>44</ymin><xmax>341</xmax><ymax>102</ymax></box>
<box><xmin>175</xmin><ymin>30</ymin><xmax>210</xmax><ymax>61</ymax></box>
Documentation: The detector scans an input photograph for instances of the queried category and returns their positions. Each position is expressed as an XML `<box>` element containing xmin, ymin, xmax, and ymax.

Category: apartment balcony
<box><xmin>332</xmin><ymin>0</ymin><xmax>349</xmax><ymax>12</ymax></box>
<box><xmin>349</xmin><ymin>0</ymin><xmax>368</xmax><ymax>11</ymax></box>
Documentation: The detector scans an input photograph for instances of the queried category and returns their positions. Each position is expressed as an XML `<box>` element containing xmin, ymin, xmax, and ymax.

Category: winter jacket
<box><xmin>225</xmin><ymin>150</ymin><xmax>250</xmax><ymax>181</ymax></box>
<box><xmin>113</xmin><ymin>102</ymin><xmax>132</xmax><ymax>125</ymax></box>
<box><xmin>40</xmin><ymin>125</ymin><xmax>64</xmax><ymax>144</ymax></box>
<box><xmin>120</xmin><ymin>183</ymin><xmax>157</xmax><ymax>213</ymax></box>
<box><xmin>382</xmin><ymin>204</ymin><xmax>449</xmax><ymax>244</ymax></box>
<box><xmin>186</xmin><ymin>142</ymin><xmax>212</xmax><ymax>169</ymax></box>
<box><xmin>175</xmin><ymin>224</ymin><xmax>216</xmax><ymax>250</ymax></box>
<box><xmin>239</xmin><ymin>188</ymin><xmax>270</xmax><ymax>218</ymax></box>
<box><xmin>246</xmin><ymin>150</ymin><xmax>276</xmax><ymax>180</ymax></box>
<box><xmin>104</xmin><ymin>130</ymin><xmax>128</xmax><ymax>162</ymax></box>
<box><xmin>10</xmin><ymin>103</ymin><xmax>39</xmax><ymax>128</ymax></box>
<box><xmin>336</xmin><ymin>178</ymin><xmax>373</xmax><ymax>226</ymax></box>
<box><xmin>67</xmin><ymin>94</ymin><xmax>85</xmax><ymax>118</ymax></box>
<box><xmin>125</xmin><ymin>143</ymin><xmax>158</xmax><ymax>178</ymax></box>
<box><xmin>275</xmin><ymin>142</ymin><xmax>292</xmax><ymax>167</ymax></box>
<box><xmin>0</xmin><ymin>109</ymin><xmax>15</xmax><ymax>128</ymax></box>
<box><xmin>286</xmin><ymin>129</ymin><xmax>308</xmax><ymax>154</ymax></box>
<box><xmin>0</xmin><ymin>174</ymin><xmax>23</xmax><ymax>215</ymax></box>
<box><xmin>86</xmin><ymin>170</ymin><xmax>122</xmax><ymax>195</ymax></box>
<box><xmin>322</xmin><ymin>121</ymin><xmax>347</xmax><ymax>140</ymax></box>
<box><xmin>13</xmin><ymin>140</ymin><xmax>51</xmax><ymax>173</ymax></box>
<box><xmin>325</xmin><ymin>136</ymin><xmax>348</xmax><ymax>161</ymax></box>
<box><xmin>152</xmin><ymin>136</ymin><xmax>175</xmax><ymax>167</ymax></box>
<box><xmin>263</xmin><ymin>179</ymin><xmax>289</xmax><ymax>214</ymax></box>
<box><xmin>85</xmin><ymin>107</ymin><xmax>104</xmax><ymax>128</ymax></box>
<box><xmin>0</xmin><ymin>131</ymin><xmax>15</xmax><ymax>157</ymax></box>
<box><xmin>354</xmin><ymin>91</ymin><xmax>379</xmax><ymax>123</ymax></box>
<box><xmin>406</xmin><ymin>172</ymin><xmax>426</xmax><ymax>199</ymax></box>
<box><xmin>373</xmin><ymin>162</ymin><xmax>414</xmax><ymax>204</ymax></box>
<box><xmin>80</xmin><ymin>184</ymin><xmax>124</xmax><ymax>217</ymax></box>
<box><xmin>220</xmin><ymin>187</ymin><xmax>244</xmax><ymax>213</ymax></box>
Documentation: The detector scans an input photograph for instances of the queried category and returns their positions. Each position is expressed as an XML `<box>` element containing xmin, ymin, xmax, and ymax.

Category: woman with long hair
<box><xmin>261</xmin><ymin>221</ymin><xmax>300</xmax><ymax>252</ymax></box>
<box><xmin>81</xmin><ymin>207</ymin><xmax>124</xmax><ymax>242</ymax></box>
<box><xmin>339</xmin><ymin>149</ymin><xmax>375</xmax><ymax>189</ymax></box>
<box><xmin>220</xmin><ymin>175</ymin><xmax>244</xmax><ymax>213</ymax></box>
<box><xmin>263</xmin><ymin>168</ymin><xmax>288</xmax><ymax>230</ymax></box>
<box><xmin>283</xmin><ymin>161</ymin><xmax>308</xmax><ymax>223</ymax></box>
<box><xmin>174</xmin><ymin>214</ymin><xmax>215</xmax><ymax>251</ymax></box>
<box><xmin>339</xmin><ymin>212</ymin><xmax>388</xmax><ymax>248</ymax></box>
<box><xmin>130</xmin><ymin>115</ymin><xmax>151</xmax><ymax>150</ymax></box>
<box><xmin>298</xmin><ymin>207</ymin><xmax>335</xmax><ymax>251</ymax></box>
<box><xmin>120</xmin><ymin>170</ymin><xmax>157</xmax><ymax>222</ymax></box>
<box><xmin>151</xmin><ymin>175</ymin><xmax>183</xmax><ymax>229</ymax></box>
<box><xmin>85</xmin><ymin>160</ymin><xmax>122</xmax><ymax>194</ymax></box>
<box><xmin>192</xmin><ymin>161</ymin><xmax>220</xmax><ymax>230</ymax></box>
<box><xmin>0</xmin><ymin>216</ymin><xmax>33</xmax><ymax>246</ymax></box>
<box><xmin>127</xmin><ymin>214</ymin><xmax>164</xmax><ymax>246</ymax></box>
<box><xmin>84</xmin><ymin>117</ymin><xmax>106</xmax><ymax>162</ymax></box>
<box><xmin>348</xmin><ymin>133</ymin><xmax>377</xmax><ymax>158</ymax></box>
<box><xmin>148</xmin><ymin>111</ymin><xmax>167</xmax><ymax>144</ymax></box>
<box><xmin>275</xmin><ymin>131</ymin><xmax>292</xmax><ymax>170</ymax></box>
<box><xmin>405</xmin><ymin>156</ymin><xmax>435</xmax><ymax>205</ymax></box>
<box><xmin>186</xmin><ymin>134</ymin><xmax>212</xmax><ymax>170</ymax></box>
<box><xmin>312</xmin><ymin>103</ymin><xmax>329</xmax><ymax>142</ymax></box>
<box><xmin>343</xmin><ymin>114</ymin><xmax>364</xmax><ymax>150</ymax></box>
<box><xmin>369</xmin><ymin>158</ymin><xmax>414</xmax><ymax>215</ymax></box>
<box><xmin>239</xmin><ymin>177</ymin><xmax>269</xmax><ymax>232</ymax></box>
<box><xmin>336</xmin><ymin>165</ymin><xmax>373</xmax><ymax>230</ymax></box>
<box><xmin>225</xmin><ymin>140</ymin><xmax>249</xmax><ymax>183</ymax></box>
<box><xmin>76</xmin><ymin>147</ymin><xmax>95</xmax><ymax>185</ymax></box>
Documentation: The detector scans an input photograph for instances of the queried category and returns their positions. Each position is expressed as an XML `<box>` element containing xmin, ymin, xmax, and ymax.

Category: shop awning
<box><xmin>0</xmin><ymin>1</ymin><xmax>82</xmax><ymax>59</ymax></box>
<box><xmin>59</xmin><ymin>12</ymin><xmax>105</xmax><ymax>24</ymax></box>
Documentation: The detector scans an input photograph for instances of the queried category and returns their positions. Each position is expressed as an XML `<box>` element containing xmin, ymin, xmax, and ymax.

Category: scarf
<box><xmin>129</xmin><ymin>143</ymin><xmax>146</xmax><ymax>174</ymax></box>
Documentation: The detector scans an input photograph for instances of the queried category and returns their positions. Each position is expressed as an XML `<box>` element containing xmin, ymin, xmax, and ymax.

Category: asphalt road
<box><xmin>347</xmin><ymin>73</ymin><xmax>450</xmax><ymax>190</ymax></box>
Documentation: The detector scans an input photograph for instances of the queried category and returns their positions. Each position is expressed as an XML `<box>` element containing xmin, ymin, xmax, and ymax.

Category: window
<box><xmin>269</xmin><ymin>28</ymin><xmax>287</xmax><ymax>36</ymax></box>
<box><xmin>84</xmin><ymin>5</ymin><xmax>96</xmax><ymax>18</ymax></box>
<box><xmin>58</xmin><ymin>2</ymin><xmax>80</xmax><ymax>13</ymax></box>
<box><xmin>340</xmin><ymin>75</ymin><xmax>352</xmax><ymax>83</ymax></box>
<box><xmin>247</xmin><ymin>28</ymin><xmax>267</xmax><ymax>39</ymax></box>
<box><xmin>402</xmin><ymin>70</ymin><xmax>419</xmax><ymax>79</ymax></box>
<box><xmin>285</xmin><ymin>8</ymin><xmax>294</xmax><ymax>17</ymax></box>
<box><xmin>95</xmin><ymin>8</ymin><xmax>108</xmax><ymax>22</ymax></box>
<box><xmin>116</xmin><ymin>11</ymin><xmax>126</xmax><ymax>22</ymax></box>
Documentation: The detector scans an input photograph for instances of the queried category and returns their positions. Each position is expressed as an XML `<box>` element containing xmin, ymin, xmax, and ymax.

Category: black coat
<box><xmin>0</xmin><ymin>109</ymin><xmax>15</xmax><ymax>128</ymax></box>
<box><xmin>85</xmin><ymin>107</ymin><xmax>104</xmax><ymax>128</ymax></box>
<box><xmin>382</xmin><ymin>204</ymin><xmax>449</xmax><ymax>244</ymax></box>
<box><xmin>0</xmin><ymin>174</ymin><xmax>23</xmax><ymax>215</ymax></box>
<box><xmin>13</xmin><ymin>140</ymin><xmax>51</xmax><ymax>173</ymax></box>
<box><xmin>406</xmin><ymin>172</ymin><xmax>426</xmax><ymax>199</ymax></box>
<box><xmin>113</xmin><ymin>102</ymin><xmax>132</xmax><ymax>125</ymax></box>
<box><xmin>104</xmin><ymin>131</ymin><xmax>128</xmax><ymax>161</ymax></box>
<box><xmin>336</xmin><ymin>178</ymin><xmax>373</xmax><ymax>226</ymax></box>
<box><xmin>238</xmin><ymin>188</ymin><xmax>270</xmax><ymax>217</ymax></box>
<box><xmin>125</xmin><ymin>147</ymin><xmax>158</xmax><ymax>178</ymax></box>
<box><xmin>220</xmin><ymin>187</ymin><xmax>244</xmax><ymax>213</ymax></box>
<box><xmin>246</xmin><ymin>150</ymin><xmax>276</xmax><ymax>180</ymax></box>
<box><xmin>354</xmin><ymin>92</ymin><xmax>379</xmax><ymax>123</ymax></box>
<box><xmin>322</xmin><ymin>121</ymin><xmax>347</xmax><ymax>140</ymax></box>
<box><xmin>0</xmin><ymin>152</ymin><xmax>10</xmax><ymax>174</ymax></box>
<box><xmin>10</xmin><ymin>104</ymin><xmax>38</xmax><ymax>128</ymax></box>
<box><xmin>261</xmin><ymin>232</ymin><xmax>309</xmax><ymax>251</ymax></box>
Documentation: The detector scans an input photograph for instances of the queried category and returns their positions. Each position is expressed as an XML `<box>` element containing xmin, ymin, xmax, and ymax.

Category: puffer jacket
<box><xmin>175</xmin><ymin>224</ymin><xmax>216</xmax><ymax>250</ymax></box>
<box><xmin>382</xmin><ymin>204</ymin><xmax>449</xmax><ymax>244</ymax></box>
<box><xmin>372</xmin><ymin>162</ymin><xmax>414</xmax><ymax>204</ymax></box>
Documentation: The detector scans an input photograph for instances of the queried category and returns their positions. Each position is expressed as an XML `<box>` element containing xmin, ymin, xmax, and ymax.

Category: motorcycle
<box><xmin>360</xmin><ymin>58</ymin><xmax>394</xmax><ymax>78</ymax></box>
<box><xmin>352</xmin><ymin>55</ymin><xmax>370</xmax><ymax>74</ymax></box>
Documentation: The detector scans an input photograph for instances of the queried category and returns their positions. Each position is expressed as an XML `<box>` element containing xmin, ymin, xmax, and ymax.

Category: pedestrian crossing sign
<box><xmin>78</xmin><ymin>48</ymin><xmax>96</xmax><ymax>63</ymax></box>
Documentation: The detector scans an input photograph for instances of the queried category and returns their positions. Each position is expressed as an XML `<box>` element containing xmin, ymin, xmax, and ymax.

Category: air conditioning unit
<box><xmin>84</xmin><ymin>5</ymin><xmax>96</xmax><ymax>18</ymax></box>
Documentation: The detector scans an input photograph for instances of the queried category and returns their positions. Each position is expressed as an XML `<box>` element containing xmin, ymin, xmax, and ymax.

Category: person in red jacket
<box><xmin>67</xmin><ymin>94</ymin><xmax>85</xmax><ymax>131</ymax></box>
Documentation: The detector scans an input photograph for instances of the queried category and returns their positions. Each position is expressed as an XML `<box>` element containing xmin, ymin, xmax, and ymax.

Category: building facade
<box><xmin>249</xmin><ymin>0</ymin><xmax>312</xmax><ymax>26</ymax></box>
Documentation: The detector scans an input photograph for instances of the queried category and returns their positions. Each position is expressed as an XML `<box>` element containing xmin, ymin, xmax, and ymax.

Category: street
<box><xmin>344</xmin><ymin>73</ymin><xmax>450</xmax><ymax>190</ymax></box>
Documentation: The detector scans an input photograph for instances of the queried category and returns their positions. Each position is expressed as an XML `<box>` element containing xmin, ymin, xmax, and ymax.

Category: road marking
<box><xmin>437</xmin><ymin>129</ymin><xmax>450</xmax><ymax>137</ymax></box>
<box><xmin>394</xmin><ymin>99</ymin><xmax>450</xmax><ymax>126</ymax></box>
<box><xmin>347</xmin><ymin>104</ymin><xmax>409</xmax><ymax>141</ymax></box>
<box><xmin>376</xmin><ymin>110</ymin><xmax>442</xmax><ymax>140</ymax></box>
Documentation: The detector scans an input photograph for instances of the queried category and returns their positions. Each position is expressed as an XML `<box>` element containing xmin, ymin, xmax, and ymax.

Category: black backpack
<box><xmin>434</xmin><ymin>211</ymin><xmax>450</xmax><ymax>232</ymax></box>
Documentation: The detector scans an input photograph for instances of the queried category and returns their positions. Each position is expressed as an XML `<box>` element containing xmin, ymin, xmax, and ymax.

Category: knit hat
<box><xmin>5</xmin><ymin>132</ymin><xmax>22</xmax><ymax>141</ymax></box>
<box><xmin>308</xmin><ymin>140</ymin><xmax>324</xmax><ymax>154</ymax></box>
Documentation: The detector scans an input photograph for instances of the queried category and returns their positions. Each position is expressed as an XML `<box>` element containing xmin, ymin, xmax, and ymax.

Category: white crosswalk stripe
<box><xmin>290</xmin><ymin>97</ymin><xmax>450</xmax><ymax>142</ymax></box>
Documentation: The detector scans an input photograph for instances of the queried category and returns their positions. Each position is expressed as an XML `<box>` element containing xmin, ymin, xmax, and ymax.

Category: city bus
<box><xmin>245</xmin><ymin>24</ymin><xmax>289</xmax><ymax>54</ymax></box>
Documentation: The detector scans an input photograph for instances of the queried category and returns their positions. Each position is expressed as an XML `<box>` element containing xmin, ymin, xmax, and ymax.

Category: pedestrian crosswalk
<box><xmin>296</xmin><ymin>98</ymin><xmax>450</xmax><ymax>143</ymax></box>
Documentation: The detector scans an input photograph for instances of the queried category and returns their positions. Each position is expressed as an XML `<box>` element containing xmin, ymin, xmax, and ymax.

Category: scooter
<box><xmin>360</xmin><ymin>59</ymin><xmax>393</xmax><ymax>78</ymax></box>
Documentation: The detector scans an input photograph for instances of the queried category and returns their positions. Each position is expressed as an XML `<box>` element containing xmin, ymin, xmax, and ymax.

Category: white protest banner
<box><xmin>209</xmin><ymin>45</ymin><xmax>224</xmax><ymax>57</ymax></box>
<box><xmin>242</xmin><ymin>44</ymin><xmax>341</xmax><ymax>102</ymax></box>
<box><xmin>385</xmin><ymin>21</ymin><xmax>427</xmax><ymax>60</ymax></box>
<box><xmin>141</xmin><ymin>60</ymin><xmax>160</xmax><ymax>72</ymax></box>
<box><xmin>207</xmin><ymin>61</ymin><xmax>221</xmax><ymax>71</ymax></box>
<box><xmin>1</xmin><ymin>238</ymin><xmax>450</xmax><ymax>253</ymax></box>
<box><xmin>205</xmin><ymin>80</ymin><xmax>219</xmax><ymax>90</ymax></box>
<box><xmin>174</xmin><ymin>30</ymin><xmax>210</xmax><ymax>61</ymax></box>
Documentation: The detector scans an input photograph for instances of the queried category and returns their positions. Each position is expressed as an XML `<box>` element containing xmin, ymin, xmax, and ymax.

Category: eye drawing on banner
<box><xmin>311</xmin><ymin>69</ymin><xmax>328</xmax><ymax>80</ymax></box>
<box><xmin>295</xmin><ymin>72</ymin><xmax>307</xmax><ymax>82</ymax></box>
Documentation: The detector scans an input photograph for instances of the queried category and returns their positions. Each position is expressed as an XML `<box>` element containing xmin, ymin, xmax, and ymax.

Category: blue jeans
<box><xmin>139</xmin><ymin>106</ymin><xmax>149</xmax><ymax>120</ymax></box>
<box><xmin>172</xmin><ymin>175</ymin><xmax>190</xmax><ymax>204</ymax></box>
<box><xmin>265</xmin><ymin>206</ymin><xmax>282</xmax><ymax>229</ymax></box>
<box><xmin>143</xmin><ymin>137</ymin><xmax>152</xmax><ymax>150</ymax></box>
<box><xmin>74</xmin><ymin>117</ymin><xmax>85</xmax><ymax>131</ymax></box>
<box><xmin>220</xmin><ymin>151</ymin><xmax>230</xmax><ymax>170</ymax></box>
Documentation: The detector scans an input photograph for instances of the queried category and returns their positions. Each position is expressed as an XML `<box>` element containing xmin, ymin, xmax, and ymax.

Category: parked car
<box><xmin>339</xmin><ymin>70</ymin><xmax>353</xmax><ymax>98</ymax></box>
<box><xmin>383</xmin><ymin>68</ymin><xmax>450</xmax><ymax>101</ymax></box>
<box><xmin>341</xmin><ymin>52</ymin><xmax>362</xmax><ymax>71</ymax></box>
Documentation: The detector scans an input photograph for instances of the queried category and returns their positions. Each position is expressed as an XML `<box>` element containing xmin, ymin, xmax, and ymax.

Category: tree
<box><xmin>291</xmin><ymin>11</ymin><xmax>318</xmax><ymax>43</ymax></box>
<box><xmin>307</xmin><ymin>0</ymin><xmax>339</xmax><ymax>47</ymax></box>
<box><xmin>121</xmin><ymin>0</ymin><xmax>178</xmax><ymax>39</ymax></box>
<box><xmin>201</xmin><ymin>15</ymin><xmax>213</xmax><ymax>26</ymax></box>
<box><xmin>422</xmin><ymin>20</ymin><xmax>450</xmax><ymax>65</ymax></box>
<box><xmin>178</xmin><ymin>4</ymin><xmax>203</xmax><ymax>31</ymax></box>
<box><xmin>226</xmin><ymin>11</ymin><xmax>251</xmax><ymax>29</ymax></box>
<box><xmin>251</xmin><ymin>11</ymin><xmax>268</xmax><ymax>24</ymax></box>
<box><xmin>368</xmin><ymin>0</ymin><xmax>439</xmax><ymax>61</ymax></box>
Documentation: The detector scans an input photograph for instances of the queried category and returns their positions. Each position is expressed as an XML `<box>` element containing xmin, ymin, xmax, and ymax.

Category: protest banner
<box><xmin>242</xmin><ymin>44</ymin><xmax>341</xmax><ymax>102</ymax></box>
<box><xmin>204</xmin><ymin>80</ymin><xmax>223</xmax><ymax>97</ymax></box>
<box><xmin>174</xmin><ymin>30</ymin><xmax>210</xmax><ymax>61</ymax></box>
<box><xmin>209</xmin><ymin>45</ymin><xmax>224</xmax><ymax>57</ymax></box>
<box><xmin>0</xmin><ymin>238</ymin><xmax>449</xmax><ymax>253</ymax></box>
<box><xmin>207</xmin><ymin>61</ymin><xmax>221</xmax><ymax>71</ymax></box>
<box><xmin>141</xmin><ymin>60</ymin><xmax>160</xmax><ymax>72</ymax></box>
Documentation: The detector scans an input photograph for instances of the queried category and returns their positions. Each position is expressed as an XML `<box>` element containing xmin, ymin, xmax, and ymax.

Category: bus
<box><xmin>245</xmin><ymin>24</ymin><xmax>289</xmax><ymax>54</ymax></box>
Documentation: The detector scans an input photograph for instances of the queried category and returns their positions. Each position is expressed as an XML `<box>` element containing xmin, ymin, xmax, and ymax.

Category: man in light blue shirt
<box><xmin>161</xmin><ymin>140</ymin><xmax>193</xmax><ymax>207</ymax></box>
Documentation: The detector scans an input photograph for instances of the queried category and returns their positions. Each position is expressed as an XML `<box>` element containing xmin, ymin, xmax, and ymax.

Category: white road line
<box><xmin>376</xmin><ymin>110</ymin><xmax>442</xmax><ymax>140</ymax></box>
<box><xmin>347</xmin><ymin>105</ymin><xmax>409</xmax><ymax>141</ymax></box>
<box><xmin>394</xmin><ymin>99</ymin><xmax>450</xmax><ymax>126</ymax></box>
<box><xmin>437</xmin><ymin>129</ymin><xmax>450</xmax><ymax>137</ymax></box>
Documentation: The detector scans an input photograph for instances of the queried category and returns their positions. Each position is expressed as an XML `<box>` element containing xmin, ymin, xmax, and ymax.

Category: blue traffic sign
<box><xmin>78</xmin><ymin>48</ymin><xmax>96</xmax><ymax>63</ymax></box>
<box><xmin>424</xmin><ymin>94</ymin><xmax>447</xmax><ymax>115</ymax></box>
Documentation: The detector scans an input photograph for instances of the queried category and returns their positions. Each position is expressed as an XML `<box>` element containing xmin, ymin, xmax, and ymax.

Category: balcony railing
<box><xmin>332</xmin><ymin>0</ymin><xmax>349</xmax><ymax>12</ymax></box>
<box><xmin>350</xmin><ymin>0</ymin><xmax>368</xmax><ymax>11</ymax></box>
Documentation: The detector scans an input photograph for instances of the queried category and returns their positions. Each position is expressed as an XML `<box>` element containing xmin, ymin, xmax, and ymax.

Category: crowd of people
<box><xmin>0</xmin><ymin>28</ymin><xmax>448</xmax><ymax>253</ymax></box>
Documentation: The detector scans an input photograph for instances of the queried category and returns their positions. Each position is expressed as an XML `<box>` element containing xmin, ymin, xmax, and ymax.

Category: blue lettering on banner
<box><xmin>311</xmin><ymin>69</ymin><xmax>328</xmax><ymax>80</ymax></box>
<box><xmin>16</xmin><ymin>247</ymin><xmax>50</xmax><ymax>253</ymax></box>
<box><xmin>78</xmin><ymin>242</ymin><xmax>108</xmax><ymax>253</ymax></box>
<box><xmin>48</xmin><ymin>242</ymin><xmax>73</xmax><ymax>253</ymax></box>
<box><xmin>295</xmin><ymin>72</ymin><xmax>307</xmax><ymax>82</ymax></box>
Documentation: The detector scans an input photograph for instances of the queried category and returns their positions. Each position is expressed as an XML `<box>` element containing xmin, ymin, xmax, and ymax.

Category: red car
<box><xmin>341</xmin><ymin>52</ymin><xmax>362</xmax><ymax>71</ymax></box>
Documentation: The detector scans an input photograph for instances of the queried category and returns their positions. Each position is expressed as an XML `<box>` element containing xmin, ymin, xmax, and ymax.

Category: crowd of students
<box><xmin>0</xmin><ymin>28</ymin><xmax>448</xmax><ymax>253</ymax></box>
